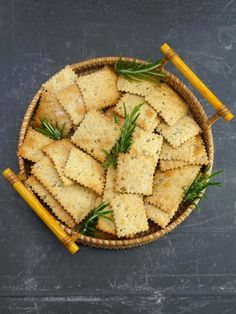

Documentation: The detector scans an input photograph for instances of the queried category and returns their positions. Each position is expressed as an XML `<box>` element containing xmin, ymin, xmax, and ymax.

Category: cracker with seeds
<box><xmin>160</xmin><ymin>137</ymin><xmax>196</xmax><ymax>162</ymax></box>
<box><xmin>71</xmin><ymin>110</ymin><xmax>121</xmax><ymax>162</ymax></box>
<box><xmin>77</xmin><ymin>66</ymin><xmax>120</xmax><ymax>110</ymax></box>
<box><xmin>111</xmin><ymin>194</ymin><xmax>148</xmax><ymax>238</ymax></box>
<box><xmin>42</xmin><ymin>139</ymin><xmax>74</xmax><ymax>186</ymax></box>
<box><xmin>18</xmin><ymin>127</ymin><xmax>53</xmax><ymax>162</ymax></box>
<box><xmin>26</xmin><ymin>175</ymin><xmax>75</xmax><ymax>228</ymax></box>
<box><xmin>32</xmin><ymin>156</ymin><xmax>97</xmax><ymax>223</ymax></box>
<box><xmin>114</xmin><ymin>93</ymin><xmax>161</xmax><ymax>131</ymax></box>
<box><xmin>96</xmin><ymin>196</ymin><xmax>116</xmax><ymax>235</ymax></box>
<box><xmin>145</xmin><ymin>204</ymin><xmax>171</xmax><ymax>228</ymax></box>
<box><xmin>116</xmin><ymin>154</ymin><xmax>157</xmax><ymax>195</ymax></box>
<box><xmin>156</xmin><ymin>115</ymin><xmax>201</xmax><ymax>147</ymax></box>
<box><xmin>64</xmin><ymin>147</ymin><xmax>105</xmax><ymax>195</ymax></box>
<box><xmin>145</xmin><ymin>165</ymin><xmax>201</xmax><ymax>214</ymax></box>
<box><xmin>33</xmin><ymin>92</ymin><xmax>73</xmax><ymax>135</ymax></box>
<box><xmin>117</xmin><ymin>75</ymin><xmax>156</xmax><ymax>97</ymax></box>
<box><xmin>57</xmin><ymin>84</ymin><xmax>86</xmax><ymax>125</ymax></box>
<box><xmin>145</xmin><ymin>83</ymin><xmax>188</xmax><ymax>126</ymax></box>
<box><xmin>129</xmin><ymin>128</ymin><xmax>163</xmax><ymax>160</ymax></box>
<box><xmin>43</xmin><ymin>65</ymin><xmax>78</xmax><ymax>97</ymax></box>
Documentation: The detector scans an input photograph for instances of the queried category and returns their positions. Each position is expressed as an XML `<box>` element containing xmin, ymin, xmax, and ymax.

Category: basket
<box><xmin>3</xmin><ymin>44</ymin><xmax>233</xmax><ymax>252</ymax></box>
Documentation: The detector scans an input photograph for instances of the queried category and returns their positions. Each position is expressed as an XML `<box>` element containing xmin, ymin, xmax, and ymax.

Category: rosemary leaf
<box><xmin>103</xmin><ymin>103</ymin><xmax>142</xmax><ymax>168</ymax></box>
<box><xmin>184</xmin><ymin>168</ymin><xmax>223</xmax><ymax>209</ymax></box>
<box><xmin>35</xmin><ymin>119</ymin><xmax>65</xmax><ymax>140</ymax></box>
<box><xmin>114</xmin><ymin>57</ymin><xmax>165</xmax><ymax>82</ymax></box>
<box><xmin>79</xmin><ymin>202</ymin><xmax>112</xmax><ymax>237</ymax></box>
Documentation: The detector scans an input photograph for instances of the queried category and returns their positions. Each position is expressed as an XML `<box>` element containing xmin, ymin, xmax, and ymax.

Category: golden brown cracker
<box><xmin>57</xmin><ymin>84</ymin><xmax>86</xmax><ymax>125</ymax></box>
<box><xmin>18</xmin><ymin>127</ymin><xmax>53</xmax><ymax>162</ymax></box>
<box><xmin>145</xmin><ymin>165</ymin><xmax>201</xmax><ymax>214</ymax></box>
<box><xmin>71</xmin><ymin>110</ymin><xmax>121</xmax><ymax>162</ymax></box>
<box><xmin>111</xmin><ymin>194</ymin><xmax>148</xmax><ymax>238</ymax></box>
<box><xmin>145</xmin><ymin>83</ymin><xmax>188</xmax><ymax>126</ymax></box>
<box><xmin>160</xmin><ymin>137</ymin><xmax>196</xmax><ymax>162</ymax></box>
<box><xmin>160</xmin><ymin>159</ymin><xmax>188</xmax><ymax>171</ymax></box>
<box><xmin>32</xmin><ymin>156</ymin><xmax>97</xmax><ymax>223</ymax></box>
<box><xmin>156</xmin><ymin>115</ymin><xmax>201</xmax><ymax>147</ymax></box>
<box><xmin>117</xmin><ymin>75</ymin><xmax>157</xmax><ymax>97</ymax></box>
<box><xmin>78</xmin><ymin>66</ymin><xmax>120</xmax><ymax>110</ymax></box>
<box><xmin>116</xmin><ymin>153</ymin><xmax>157</xmax><ymax>195</ymax></box>
<box><xmin>26</xmin><ymin>175</ymin><xmax>75</xmax><ymax>228</ymax></box>
<box><xmin>145</xmin><ymin>204</ymin><xmax>171</xmax><ymax>228</ymax></box>
<box><xmin>64</xmin><ymin>147</ymin><xmax>105</xmax><ymax>195</ymax></box>
<box><xmin>96</xmin><ymin>196</ymin><xmax>116</xmax><ymax>235</ymax></box>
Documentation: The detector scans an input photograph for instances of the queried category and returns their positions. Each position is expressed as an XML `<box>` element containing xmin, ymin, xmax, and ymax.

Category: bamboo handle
<box><xmin>160</xmin><ymin>43</ymin><xmax>234</xmax><ymax>122</ymax></box>
<box><xmin>2</xmin><ymin>168</ymin><xmax>79</xmax><ymax>255</ymax></box>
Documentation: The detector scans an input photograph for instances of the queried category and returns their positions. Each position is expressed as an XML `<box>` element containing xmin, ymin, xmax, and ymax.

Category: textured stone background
<box><xmin>0</xmin><ymin>1</ymin><xmax>236</xmax><ymax>313</ymax></box>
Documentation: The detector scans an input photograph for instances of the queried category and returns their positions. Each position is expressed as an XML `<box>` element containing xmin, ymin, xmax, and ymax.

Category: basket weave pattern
<box><xmin>18</xmin><ymin>57</ymin><xmax>214</xmax><ymax>249</ymax></box>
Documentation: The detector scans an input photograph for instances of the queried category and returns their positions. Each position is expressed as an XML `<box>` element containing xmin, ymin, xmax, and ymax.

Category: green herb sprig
<box><xmin>35</xmin><ymin>119</ymin><xmax>65</xmax><ymax>140</ymax></box>
<box><xmin>103</xmin><ymin>103</ymin><xmax>142</xmax><ymax>168</ymax></box>
<box><xmin>114</xmin><ymin>57</ymin><xmax>165</xmax><ymax>82</ymax></box>
<box><xmin>184</xmin><ymin>169</ymin><xmax>223</xmax><ymax>208</ymax></box>
<box><xmin>80</xmin><ymin>202</ymin><xmax>112</xmax><ymax>237</ymax></box>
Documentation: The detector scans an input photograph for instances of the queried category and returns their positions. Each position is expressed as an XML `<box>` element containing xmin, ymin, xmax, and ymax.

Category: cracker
<box><xmin>129</xmin><ymin>128</ymin><xmax>163</xmax><ymax>160</ymax></box>
<box><xmin>42</xmin><ymin>139</ymin><xmax>74</xmax><ymax>186</ymax></box>
<box><xmin>117</xmin><ymin>76</ymin><xmax>157</xmax><ymax>97</ymax></box>
<box><xmin>103</xmin><ymin>168</ymin><xmax>119</xmax><ymax>203</ymax></box>
<box><xmin>111</xmin><ymin>194</ymin><xmax>148</xmax><ymax>238</ymax></box>
<box><xmin>18</xmin><ymin>127</ymin><xmax>53</xmax><ymax>162</ymax></box>
<box><xmin>33</xmin><ymin>92</ymin><xmax>73</xmax><ymax>135</ymax></box>
<box><xmin>103</xmin><ymin>107</ymin><xmax>125</xmax><ymax>127</ymax></box>
<box><xmin>26</xmin><ymin>175</ymin><xmax>75</xmax><ymax>228</ymax></box>
<box><xmin>32</xmin><ymin>156</ymin><xmax>97</xmax><ymax>223</ymax></box>
<box><xmin>145</xmin><ymin>204</ymin><xmax>171</xmax><ymax>228</ymax></box>
<box><xmin>64</xmin><ymin>147</ymin><xmax>105</xmax><ymax>195</ymax></box>
<box><xmin>160</xmin><ymin>159</ymin><xmax>188</xmax><ymax>171</ymax></box>
<box><xmin>96</xmin><ymin>196</ymin><xmax>116</xmax><ymax>235</ymax></box>
<box><xmin>71</xmin><ymin>110</ymin><xmax>121</xmax><ymax>162</ymax></box>
<box><xmin>160</xmin><ymin>137</ymin><xmax>196</xmax><ymax>162</ymax></box>
<box><xmin>116</xmin><ymin>153</ymin><xmax>157</xmax><ymax>195</ymax></box>
<box><xmin>77</xmin><ymin>66</ymin><xmax>120</xmax><ymax>110</ymax></box>
<box><xmin>114</xmin><ymin>93</ymin><xmax>161</xmax><ymax>131</ymax></box>
<box><xmin>156</xmin><ymin>115</ymin><xmax>201</xmax><ymax>147</ymax></box>
<box><xmin>145</xmin><ymin>165</ymin><xmax>201</xmax><ymax>214</ymax></box>
<box><xmin>43</xmin><ymin>65</ymin><xmax>78</xmax><ymax>97</ymax></box>
<box><xmin>145</xmin><ymin>83</ymin><xmax>188</xmax><ymax>126</ymax></box>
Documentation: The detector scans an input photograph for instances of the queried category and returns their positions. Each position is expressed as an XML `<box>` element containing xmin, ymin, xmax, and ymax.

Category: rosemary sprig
<box><xmin>184</xmin><ymin>169</ymin><xmax>223</xmax><ymax>208</ymax></box>
<box><xmin>80</xmin><ymin>202</ymin><xmax>112</xmax><ymax>237</ymax></box>
<box><xmin>35</xmin><ymin>119</ymin><xmax>65</xmax><ymax>140</ymax></box>
<box><xmin>103</xmin><ymin>103</ymin><xmax>142</xmax><ymax>168</ymax></box>
<box><xmin>114</xmin><ymin>57</ymin><xmax>165</xmax><ymax>82</ymax></box>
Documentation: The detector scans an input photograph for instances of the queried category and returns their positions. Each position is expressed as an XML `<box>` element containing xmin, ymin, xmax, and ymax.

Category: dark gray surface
<box><xmin>0</xmin><ymin>0</ymin><xmax>236</xmax><ymax>313</ymax></box>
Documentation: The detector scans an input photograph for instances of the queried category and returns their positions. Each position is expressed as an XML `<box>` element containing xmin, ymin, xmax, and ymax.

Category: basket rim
<box><xmin>17</xmin><ymin>56</ymin><xmax>214</xmax><ymax>249</ymax></box>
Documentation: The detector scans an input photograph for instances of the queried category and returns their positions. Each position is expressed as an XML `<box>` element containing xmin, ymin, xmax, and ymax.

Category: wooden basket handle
<box><xmin>2</xmin><ymin>168</ymin><xmax>79</xmax><ymax>255</ymax></box>
<box><xmin>160</xmin><ymin>43</ymin><xmax>234</xmax><ymax>124</ymax></box>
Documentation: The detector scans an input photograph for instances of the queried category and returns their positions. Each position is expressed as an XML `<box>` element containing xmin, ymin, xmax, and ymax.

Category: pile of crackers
<box><xmin>18</xmin><ymin>64</ymin><xmax>208</xmax><ymax>238</ymax></box>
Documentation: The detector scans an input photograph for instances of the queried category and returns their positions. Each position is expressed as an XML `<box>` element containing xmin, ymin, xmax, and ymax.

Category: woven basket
<box><xmin>17</xmin><ymin>55</ymin><xmax>224</xmax><ymax>249</ymax></box>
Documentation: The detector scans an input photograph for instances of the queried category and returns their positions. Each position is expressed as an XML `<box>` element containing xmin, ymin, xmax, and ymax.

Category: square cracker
<box><xmin>111</xmin><ymin>194</ymin><xmax>148</xmax><ymax>238</ymax></box>
<box><xmin>43</xmin><ymin>65</ymin><xmax>78</xmax><ymax>97</ymax></box>
<box><xmin>33</xmin><ymin>92</ymin><xmax>73</xmax><ymax>135</ymax></box>
<box><xmin>116</xmin><ymin>153</ymin><xmax>157</xmax><ymax>195</ymax></box>
<box><xmin>129</xmin><ymin>128</ymin><xmax>163</xmax><ymax>161</ymax></box>
<box><xmin>71</xmin><ymin>110</ymin><xmax>121</xmax><ymax>162</ymax></box>
<box><xmin>77</xmin><ymin>66</ymin><xmax>120</xmax><ymax>110</ymax></box>
<box><xmin>160</xmin><ymin>137</ymin><xmax>196</xmax><ymax>162</ymax></box>
<box><xmin>96</xmin><ymin>196</ymin><xmax>116</xmax><ymax>235</ymax></box>
<box><xmin>145</xmin><ymin>165</ymin><xmax>201</xmax><ymax>214</ymax></box>
<box><xmin>160</xmin><ymin>159</ymin><xmax>188</xmax><ymax>171</ymax></box>
<box><xmin>145</xmin><ymin>204</ymin><xmax>172</xmax><ymax>228</ymax></box>
<box><xmin>103</xmin><ymin>168</ymin><xmax>120</xmax><ymax>203</ymax></box>
<box><xmin>117</xmin><ymin>76</ymin><xmax>157</xmax><ymax>97</ymax></box>
<box><xmin>18</xmin><ymin>127</ymin><xmax>53</xmax><ymax>162</ymax></box>
<box><xmin>156</xmin><ymin>115</ymin><xmax>201</xmax><ymax>147</ymax></box>
<box><xmin>145</xmin><ymin>83</ymin><xmax>188</xmax><ymax>126</ymax></box>
<box><xmin>32</xmin><ymin>156</ymin><xmax>97</xmax><ymax>223</ymax></box>
<box><xmin>64</xmin><ymin>147</ymin><xmax>105</xmax><ymax>195</ymax></box>
<box><xmin>57</xmin><ymin>84</ymin><xmax>86</xmax><ymax>125</ymax></box>
<box><xmin>114</xmin><ymin>93</ymin><xmax>161</xmax><ymax>131</ymax></box>
<box><xmin>42</xmin><ymin>139</ymin><xmax>74</xmax><ymax>186</ymax></box>
<box><xmin>26</xmin><ymin>175</ymin><xmax>75</xmax><ymax>228</ymax></box>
